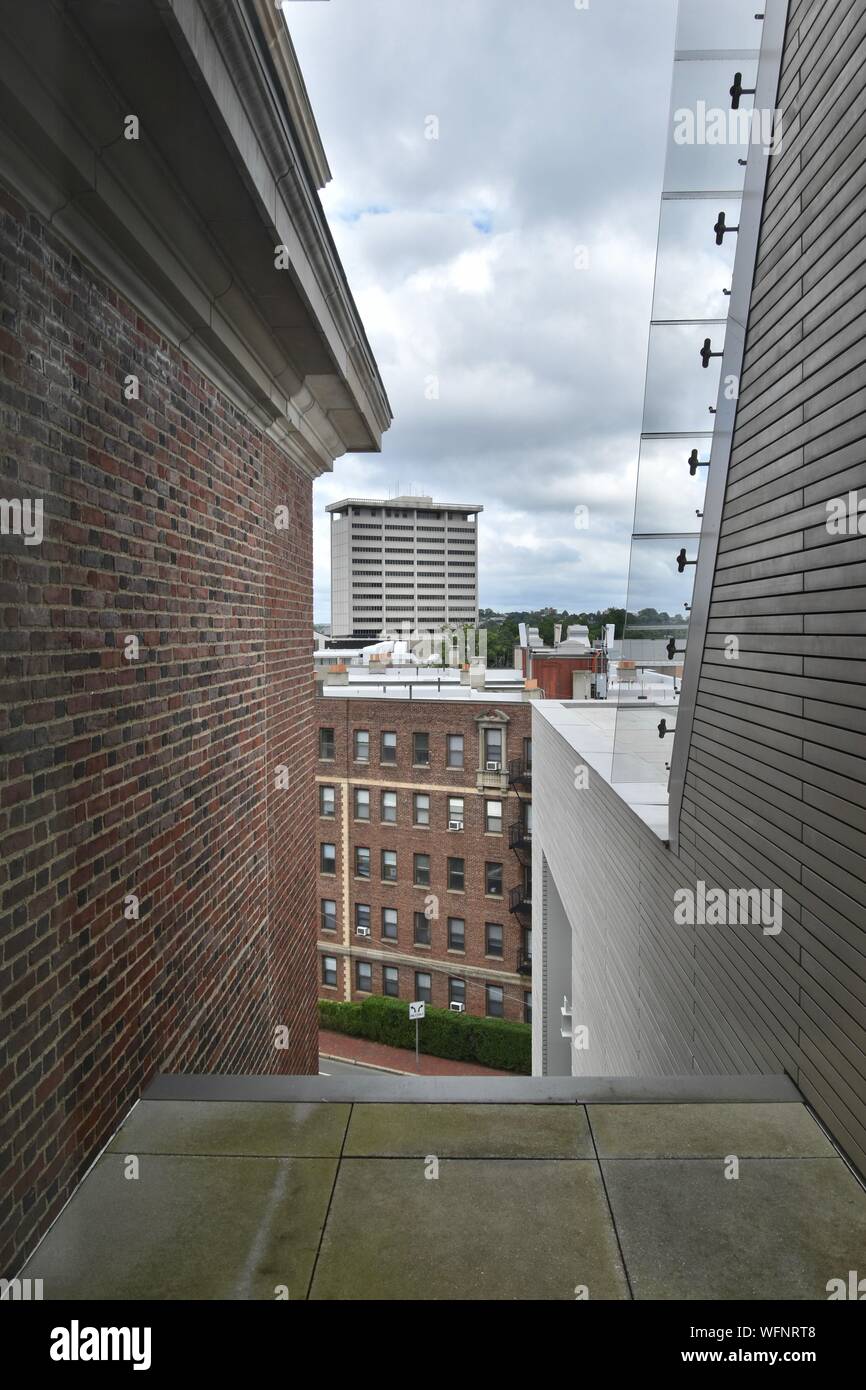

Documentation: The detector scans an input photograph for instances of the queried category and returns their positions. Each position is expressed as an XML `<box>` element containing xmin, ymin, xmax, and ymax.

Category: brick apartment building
<box><xmin>315</xmin><ymin>671</ymin><xmax>534</xmax><ymax>1023</ymax></box>
<box><xmin>0</xmin><ymin>0</ymin><xmax>389</xmax><ymax>1275</ymax></box>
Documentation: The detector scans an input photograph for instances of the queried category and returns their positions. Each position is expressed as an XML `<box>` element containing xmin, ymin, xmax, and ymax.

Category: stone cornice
<box><xmin>190</xmin><ymin>0</ymin><xmax>392</xmax><ymax>441</ymax></box>
<box><xmin>251</xmin><ymin>0</ymin><xmax>331</xmax><ymax>191</ymax></box>
<box><xmin>0</xmin><ymin>0</ymin><xmax>391</xmax><ymax>476</ymax></box>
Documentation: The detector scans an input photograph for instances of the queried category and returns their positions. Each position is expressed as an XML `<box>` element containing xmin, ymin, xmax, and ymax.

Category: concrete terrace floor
<box><xmin>21</xmin><ymin>1075</ymin><xmax>866</xmax><ymax>1301</ymax></box>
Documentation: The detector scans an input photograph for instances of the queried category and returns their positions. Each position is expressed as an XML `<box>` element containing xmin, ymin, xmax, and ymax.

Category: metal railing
<box><xmin>507</xmin><ymin>757</ymin><xmax>532</xmax><ymax>786</ymax></box>
<box><xmin>508</xmin><ymin>885</ymin><xmax>531</xmax><ymax>922</ymax></box>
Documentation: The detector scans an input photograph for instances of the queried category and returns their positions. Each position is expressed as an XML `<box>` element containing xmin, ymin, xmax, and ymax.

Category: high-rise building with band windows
<box><xmin>327</xmin><ymin>496</ymin><xmax>482</xmax><ymax>640</ymax></box>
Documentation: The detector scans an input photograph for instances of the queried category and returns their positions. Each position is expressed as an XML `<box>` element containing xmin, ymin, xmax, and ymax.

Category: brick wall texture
<box><xmin>0</xmin><ymin>182</ymin><xmax>319</xmax><ymax>1275</ymax></box>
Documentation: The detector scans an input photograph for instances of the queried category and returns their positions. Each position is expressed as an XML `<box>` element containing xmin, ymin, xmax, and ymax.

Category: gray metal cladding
<box><xmin>536</xmin><ymin>0</ymin><xmax>866</xmax><ymax>1178</ymax></box>
<box><xmin>681</xmin><ymin>0</ymin><xmax>866</xmax><ymax>1173</ymax></box>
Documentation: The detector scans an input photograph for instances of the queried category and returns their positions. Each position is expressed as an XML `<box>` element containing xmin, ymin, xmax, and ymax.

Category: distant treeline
<box><xmin>479</xmin><ymin>607</ymin><xmax>687</xmax><ymax>667</ymax></box>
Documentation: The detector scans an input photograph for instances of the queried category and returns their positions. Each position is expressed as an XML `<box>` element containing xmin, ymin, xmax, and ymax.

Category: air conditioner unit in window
<box><xmin>449</xmin><ymin>1001</ymin><xmax>465</xmax><ymax>1013</ymax></box>
<box><xmin>448</xmin><ymin>819</ymin><xmax>464</xmax><ymax>831</ymax></box>
<box><xmin>356</xmin><ymin>924</ymin><xmax>371</xmax><ymax>937</ymax></box>
<box><xmin>485</xmin><ymin>761</ymin><xmax>501</xmax><ymax>771</ymax></box>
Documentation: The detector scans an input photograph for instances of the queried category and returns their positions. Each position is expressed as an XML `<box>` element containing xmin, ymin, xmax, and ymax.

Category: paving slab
<box><xmin>603</xmin><ymin>1157</ymin><xmax>866</xmax><ymax>1300</ymax></box>
<box><xmin>310</xmin><ymin>1157</ymin><xmax>628</xmax><ymax>1300</ymax></box>
<box><xmin>106</xmin><ymin>1099</ymin><xmax>350</xmax><ymax>1157</ymax></box>
<box><xmin>22</xmin><ymin>1153</ymin><xmax>336</xmax><ymax>1300</ymax></box>
<box><xmin>589</xmin><ymin>1102</ymin><xmax>836</xmax><ymax>1158</ymax></box>
<box><xmin>344</xmin><ymin>1103</ymin><xmax>594</xmax><ymax>1158</ymax></box>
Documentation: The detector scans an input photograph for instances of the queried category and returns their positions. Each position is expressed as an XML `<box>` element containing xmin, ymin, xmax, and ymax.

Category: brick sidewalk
<box><xmin>318</xmin><ymin>1029</ymin><xmax>515</xmax><ymax>1077</ymax></box>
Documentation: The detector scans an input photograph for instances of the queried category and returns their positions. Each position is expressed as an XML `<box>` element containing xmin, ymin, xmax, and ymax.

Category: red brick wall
<box><xmin>0</xmin><ymin>183</ymin><xmax>318</xmax><ymax>1275</ymax></box>
<box><xmin>315</xmin><ymin>693</ymin><xmax>533</xmax><ymax>1023</ymax></box>
<box><xmin>531</xmin><ymin>653</ymin><xmax>599</xmax><ymax>699</ymax></box>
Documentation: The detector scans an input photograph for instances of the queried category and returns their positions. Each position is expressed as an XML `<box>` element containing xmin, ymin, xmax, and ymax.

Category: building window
<box><xmin>381</xmin><ymin>790</ymin><xmax>397</xmax><ymax>823</ymax></box>
<box><xmin>355</xmin><ymin>847</ymin><xmax>371</xmax><ymax>879</ymax></box>
<box><xmin>320</xmin><ymin>843</ymin><xmax>336</xmax><ymax>875</ymax></box>
<box><xmin>415</xmin><ymin>971</ymin><xmax>432</xmax><ymax>1004</ymax></box>
<box><xmin>356</xmin><ymin>960</ymin><xmax>373</xmax><ymax>993</ymax></box>
<box><xmin>413</xmin><ymin>731</ymin><xmax>430</xmax><ymax>766</ymax></box>
<box><xmin>448</xmin><ymin>917</ymin><xmax>465</xmax><ymax>951</ymax></box>
<box><xmin>485</xmin><ymin>862</ymin><xmax>503</xmax><ymax>896</ymax></box>
<box><xmin>319</xmin><ymin>785</ymin><xmax>336</xmax><ymax>818</ymax></box>
<box><xmin>485</xmin><ymin>799</ymin><xmax>502</xmax><ymax>834</ymax></box>
<box><xmin>320</xmin><ymin>899</ymin><xmax>337</xmax><ymax>933</ymax></box>
<box><xmin>483</xmin><ymin>727</ymin><xmax>503</xmax><ymax>769</ymax></box>
<box><xmin>485</xmin><ymin>922</ymin><xmax>503</xmax><ymax>957</ymax></box>
<box><xmin>447</xmin><ymin>796</ymin><xmax>464</xmax><ymax>829</ymax></box>
<box><xmin>355</xmin><ymin>903</ymin><xmax>371</xmax><ymax>933</ymax></box>
<box><xmin>381</xmin><ymin>849</ymin><xmax>398</xmax><ymax>882</ymax></box>
<box><xmin>414</xmin><ymin>853</ymin><xmax>431</xmax><ymax>887</ymax></box>
<box><xmin>382</xmin><ymin>907</ymin><xmax>398</xmax><ymax>940</ymax></box>
<box><xmin>319</xmin><ymin>727</ymin><xmax>335</xmax><ymax>760</ymax></box>
<box><xmin>446</xmin><ymin>733</ymin><xmax>464</xmax><ymax>768</ymax></box>
<box><xmin>447</xmin><ymin>857</ymin><xmax>465</xmax><ymax>892</ymax></box>
<box><xmin>524</xmin><ymin>802</ymin><xmax>533</xmax><ymax>836</ymax></box>
<box><xmin>413</xmin><ymin>792</ymin><xmax>430</xmax><ymax>826</ymax></box>
<box><xmin>524</xmin><ymin>991</ymin><xmax>532</xmax><ymax>1025</ymax></box>
<box><xmin>322</xmin><ymin>955</ymin><xmax>337</xmax><ymax>987</ymax></box>
<box><xmin>524</xmin><ymin>736</ymin><xmax>532</xmax><ymax>768</ymax></box>
<box><xmin>354</xmin><ymin>787</ymin><xmax>370</xmax><ymax>821</ymax></box>
<box><xmin>353</xmin><ymin>729</ymin><xmax>370</xmax><ymax>762</ymax></box>
<box><xmin>449</xmin><ymin>978</ymin><xmax>466</xmax><ymax>1008</ymax></box>
<box><xmin>486</xmin><ymin>984</ymin><xmax>504</xmax><ymax>1018</ymax></box>
<box><xmin>384</xmin><ymin>965</ymin><xmax>399</xmax><ymax>997</ymax></box>
<box><xmin>381</xmin><ymin>730</ymin><xmax>397</xmax><ymax>764</ymax></box>
<box><xmin>414</xmin><ymin>911</ymin><xmax>431</xmax><ymax>945</ymax></box>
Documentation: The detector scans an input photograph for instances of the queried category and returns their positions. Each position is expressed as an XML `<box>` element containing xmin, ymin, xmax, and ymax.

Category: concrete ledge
<box><xmin>144</xmin><ymin>1073</ymin><xmax>802</xmax><ymax>1105</ymax></box>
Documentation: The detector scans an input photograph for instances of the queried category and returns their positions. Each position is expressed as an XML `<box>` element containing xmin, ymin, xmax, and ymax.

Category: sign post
<box><xmin>409</xmin><ymin>1000</ymin><xmax>425</xmax><ymax>1069</ymax></box>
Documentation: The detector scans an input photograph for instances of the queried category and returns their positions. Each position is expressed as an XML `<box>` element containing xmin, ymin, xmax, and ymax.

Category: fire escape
<box><xmin>507</xmin><ymin>755</ymin><xmax>532</xmax><ymax>976</ymax></box>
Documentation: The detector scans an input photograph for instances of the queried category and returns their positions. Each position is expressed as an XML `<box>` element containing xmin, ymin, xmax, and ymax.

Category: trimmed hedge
<box><xmin>319</xmin><ymin>995</ymin><xmax>531</xmax><ymax>1074</ymax></box>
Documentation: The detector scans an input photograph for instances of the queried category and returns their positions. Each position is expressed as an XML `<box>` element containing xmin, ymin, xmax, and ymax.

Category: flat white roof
<box><xmin>313</xmin><ymin>648</ymin><xmax>371</xmax><ymax>659</ymax></box>
<box><xmin>533</xmin><ymin>697</ymin><xmax>678</xmax><ymax>840</ymax></box>
<box><xmin>314</xmin><ymin>661</ymin><xmax>523</xmax><ymax>681</ymax></box>
<box><xmin>326</xmin><ymin>497</ymin><xmax>482</xmax><ymax>512</ymax></box>
<box><xmin>317</xmin><ymin>664</ymin><xmax>521</xmax><ymax>679</ymax></box>
<box><xmin>320</xmin><ymin>684</ymin><xmax>529</xmax><ymax>703</ymax></box>
<box><xmin>317</xmin><ymin>666</ymin><xmax>527</xmax><ymax>703</ymax></box>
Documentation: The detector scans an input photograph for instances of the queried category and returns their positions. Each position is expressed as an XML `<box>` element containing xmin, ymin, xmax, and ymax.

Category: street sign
<box><xmin>409</xmin><ymin>1000</ymin><xmax>425</xmax><ymax>1068</ymax></box>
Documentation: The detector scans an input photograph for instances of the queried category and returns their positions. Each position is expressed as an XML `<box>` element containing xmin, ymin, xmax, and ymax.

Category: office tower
<box><xmin>327</xmin><ymin>496</ymin><xmax>482</xmax><ymax>639</ymax></box>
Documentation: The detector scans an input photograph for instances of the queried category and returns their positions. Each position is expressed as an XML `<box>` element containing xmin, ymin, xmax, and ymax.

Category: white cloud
<box><xmin>285</xmin><ymin>0</ymin><xmax>680</xmax><ymax>620</ymax></box>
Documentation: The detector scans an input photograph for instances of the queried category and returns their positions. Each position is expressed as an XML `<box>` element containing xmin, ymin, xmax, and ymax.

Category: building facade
<box><xmin>533</xmin><ymin>0</ymin><xmax>866</xmax><ymax>1180</ymax></box>
<box><xmin>315</xmin><ymin>674</ymin><xmax>533</xmax><ymax>1022</ymax></box>
<box><xmin>0</xmin><ymin>0</ymin><xmax>389</xmax><ymax>1275</ymax></box>
<box><xmin>327</xmin><ymin>496</ymin><xmax>482</xmax><ymax>640</ymax></box>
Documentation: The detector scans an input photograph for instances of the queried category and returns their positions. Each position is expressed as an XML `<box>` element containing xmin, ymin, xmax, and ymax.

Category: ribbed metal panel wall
<box><xmin>533</xmin><ymin>713</ymin><xmax>788</xmax><ymax>1084</ymax></box>
<box><xmin>535</xmin><ymin>0</ymin><xmax>866</xmax><ymax>1179</ymax></box>
<box><xmin>677</xmin><ymin>0</ymin><xmax>866</xmax><ymax>1173</ymax></box>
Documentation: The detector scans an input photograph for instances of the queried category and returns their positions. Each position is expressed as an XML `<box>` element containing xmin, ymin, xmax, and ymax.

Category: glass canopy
<box><xmin>611</xmin><ymin>1</ymin><xmax>767</xmax><ymax>810</ymax></box>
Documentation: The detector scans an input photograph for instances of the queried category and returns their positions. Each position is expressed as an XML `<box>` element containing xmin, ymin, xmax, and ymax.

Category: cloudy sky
<box><xmin>285</xmin><ymin>0</ymin><xmax>681</xmax><ymax>621</ymax></box>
